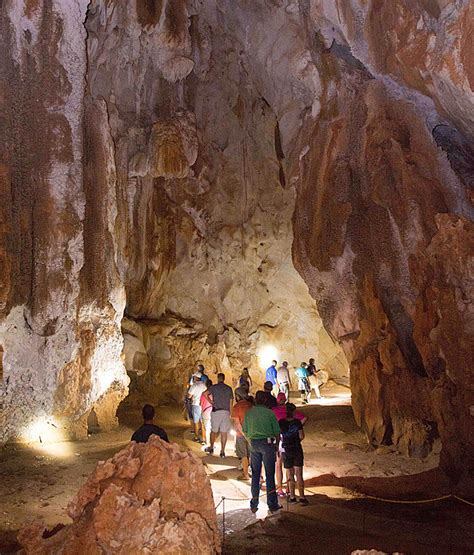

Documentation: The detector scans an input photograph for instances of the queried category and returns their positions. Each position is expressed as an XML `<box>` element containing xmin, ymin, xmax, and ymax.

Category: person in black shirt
<box><xmin>279</xmin><ymin>403</ymin><xmax>308</xmax><ymax>505</ymax></box>
<box><xmin>131</xmin><ymin>404</ymin><xmax>169</xmax><ymax>444</ymax></box>
<box><xmin>261</xmin><ymin>380</ymin><xmax>277</xmax><ymax>409</ymax></box>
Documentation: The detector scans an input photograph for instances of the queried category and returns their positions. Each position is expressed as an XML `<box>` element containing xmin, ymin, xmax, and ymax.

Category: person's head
<box><xmin>197</xmin><ymin>363</ymin><xmax>205</xmax><ymax>373</ymax></box>
<box><xmin>301</xmin><ymin>362</ymin><xmax>307</xmax><ymax>368</ymax></box>
<box><xmin>282</xmin><ymin>361</ymin><xmax>288</xmax><ymax>368</ymax></box>
<box><xmin>217</xmin><ymin>372</ymin><xmax>225</xmax><ymax>383</ymax></box>
<box><xmin>142</xmin><ymin>404</ymin><xmax>155</xmax><ymax>422</ymax></box>
<box><xmin>309</xmin><ymin>358</ymin><xmax>315</xmax><ymax>365</ymax></box>
<box><xmin>277</xmin><ymin>392</ymin><xmax>287</xmax><ymax>405</ymax></box>
<box><xmin>235</xmin><ymin>386</ymin><xmax>250</xmax><ymax>402</ymax></box>
<box><xmin>264</xmin><ymin>380</ymin><xmax>273</xmax><ymax>392</ymax></box>
<box><xmin>242</xmin><ymin>367</ymin><xmax>249</xmax><ymax>378</ymax></box>
<box><xmin>255</xmin><ymin>391</ymin><xmax>267</xmax><ymax>406</ymax></box>
<box><xmin>286</xmin><ymin>402</ymin><xmax>296</xmax><ymax>418</ymax></box>
<box><xmin>272</xmin><ymin>360</ymin><xmax>277</xmax><ymax>367</ymax></box>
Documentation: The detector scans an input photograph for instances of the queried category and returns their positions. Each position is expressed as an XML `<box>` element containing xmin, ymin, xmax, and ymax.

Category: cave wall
<box><xmin>0</xmin><ymin>0</ymin><xmax>128</xmax><ymax>441</ymax></box>
<box><xmin>0</xmin><ymin>0</ymin><xmax>472</xmax><ymax>479</ymax></box>
<box><xmin>291</xmin><ymin>1</ymin><xmax>474</xmax><ymax>476</ymax></box>
<box><xmin>84</xmin><ymin>0</ymin><xmax>348</xmax><ymax>401</ymax></box>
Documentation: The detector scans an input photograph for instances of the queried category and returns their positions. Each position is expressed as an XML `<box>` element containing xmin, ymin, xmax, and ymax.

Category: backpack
<box><xmin>280</xmin><ymin>419</ymin><xmax>301</xmax><ymax>447</ymax></box>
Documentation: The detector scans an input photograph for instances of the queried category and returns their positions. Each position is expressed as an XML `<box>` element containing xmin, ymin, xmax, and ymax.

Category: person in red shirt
<box><xmin>231</xmin><ymin>387</ymin><xmax>254</xmax><ymax>480</ymax></box>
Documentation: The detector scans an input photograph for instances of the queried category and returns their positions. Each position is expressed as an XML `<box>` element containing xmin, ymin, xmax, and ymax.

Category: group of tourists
<box><xmin>265</xmin><ymin>358</ymin><xmax>325</xmax><ymax>404</ymax></box>
<box><xmin>132</xmin><ymin>359</ymin><xmax>318</xmax><ymax>514</ymax></box>
<box><xmin>183</xmin><ymin>361</ymin><xmax>314</xmax><ymax>512</ymax></box>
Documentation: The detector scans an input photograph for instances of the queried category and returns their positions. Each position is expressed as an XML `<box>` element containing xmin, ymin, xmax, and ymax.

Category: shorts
<box><xmin>191</xmin><ymin>405</ymin><xmax>202</xmax><ymax>423</ymax></box>
<box><xmin>283</xmin><ymin>447</ymin><xmax>304</xmax><ymax>468</ymax></box>
<box><xmin>201</xmin><ymin>408</ymin><xmax>211</xmax><ymax>428</ymax></box>
<box><xmin>235</xmin><ymin>435</ymin><xmax>250</xmax><ymax>459</ymax></box>
<box><xmin>211</xmin><ymin>410</ymin><xmax>232</xmax><ymax>433</ymax></box>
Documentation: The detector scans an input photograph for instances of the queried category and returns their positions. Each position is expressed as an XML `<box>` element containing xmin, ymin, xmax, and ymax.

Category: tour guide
<box><xmin>242</xmin><ymin>391</ymin><xmax>282</xmax><ymax>514</ymax></box>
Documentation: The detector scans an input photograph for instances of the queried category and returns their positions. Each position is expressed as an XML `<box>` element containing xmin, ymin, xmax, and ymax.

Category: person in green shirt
<box><xmin>243</xmin><ymin>391</ymin><xmax>282</xmax><ymax>514</ymax></box>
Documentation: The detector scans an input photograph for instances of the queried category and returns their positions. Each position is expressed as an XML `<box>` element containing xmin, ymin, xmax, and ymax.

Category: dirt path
<box><xmin>0</xmin><ymin>388</ymin><xmax>472</xmax><ymax>554</ymax></box>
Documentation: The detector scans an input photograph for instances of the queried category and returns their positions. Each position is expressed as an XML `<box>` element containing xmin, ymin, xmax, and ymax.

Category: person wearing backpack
<box><xmin>278</xmin><ymin>402</ymin><xmax>308</xmax><ymax>505</ymax></box>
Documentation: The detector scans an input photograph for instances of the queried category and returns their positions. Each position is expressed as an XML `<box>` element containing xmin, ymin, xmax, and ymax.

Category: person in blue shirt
<box><xmin>265</xmin><ymin>360</ymin><xmax>278</xmax><ymax>395</ymax></box>
<box><xmin>295</xmin><ymin>362</ymin><xmax>310</xmax><ymax>404</ymax></box>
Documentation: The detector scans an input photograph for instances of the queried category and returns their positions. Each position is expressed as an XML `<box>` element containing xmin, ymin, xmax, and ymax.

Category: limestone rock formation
<box><xmin>0</xmin><ymin>0</ymin><xmax>472</xmax><ymax>481</ymax></box>
<box><xmin>17</xmin><ymin>436</ymin><xmax>221</xmax><ymax>554</ymax></box>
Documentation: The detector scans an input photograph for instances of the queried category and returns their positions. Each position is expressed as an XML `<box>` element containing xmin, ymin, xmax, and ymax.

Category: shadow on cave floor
<box><xmin>1</xmin><ymin>398</ymin><xmax>472</xmax><ymax>553</ymax></box>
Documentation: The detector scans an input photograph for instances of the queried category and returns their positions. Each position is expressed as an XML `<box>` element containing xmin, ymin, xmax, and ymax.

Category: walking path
<box><xmin>0</xmin><ymin>383</ymin><xmax>472</xmax><ymax>553</ymax></box>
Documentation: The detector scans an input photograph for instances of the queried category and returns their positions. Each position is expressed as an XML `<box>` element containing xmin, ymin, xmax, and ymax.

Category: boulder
<box><xmin>17</xmin><ymin>436</ymin><xmax>221</xmax><ymax>554</ymax></box>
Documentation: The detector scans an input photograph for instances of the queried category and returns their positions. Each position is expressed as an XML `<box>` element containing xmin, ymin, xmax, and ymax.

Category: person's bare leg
<box><xmin>194</xmin><ymin>420</ymin><xmax>200</xmax><ymax>438</ymax></box>
<box><xmin>287</xmin><ymin>467</ymin><xmax>296</xmax><ymax>498</ymax></box>
<box><xmin>242</xmin><ymin>456</ymin><xmax>249</xmax><ymax>479</ymax></box>
<box><xmin>295</xmin><ymin>466</ymin><xmax>305</xmax><ymax>499</ymax></box>
<box><xmin>276</xmin><ymin>454</ymin><xmax>283</xmax><ymax>492</ymax></box>
<box><xmin>220</xmin><ymin>432</ymin><xmax>228</xmax><ymax>453</ymax></box>
<box><xmin>210</xmin><ymin>431</ymin><xmax>217</xmax><ymax>449</ymax></box>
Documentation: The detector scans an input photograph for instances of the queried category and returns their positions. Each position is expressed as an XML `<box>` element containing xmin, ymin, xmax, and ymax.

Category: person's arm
<box><xmin>203</xmin><ymin>388</ymin><xmax>214</xmax><ymax>405</ymax></box>
<box><xmin>299</xmin><ymin>428</ymin><xmax>305</xmax><ymax>441</ymax></box>
<box><xmin>242</xmin><ymin>413</ymin><xmax>249</xmax><ymax>437</ymax></box>
<box><xmin>270</xmin><ymin>412</ymin><xmax>281</xmax><ymax>438</ymax></box>
<box><xmin>232</xmin><ymin>417</ymin><xmax>243</xmax><ymax>434</ymax></box>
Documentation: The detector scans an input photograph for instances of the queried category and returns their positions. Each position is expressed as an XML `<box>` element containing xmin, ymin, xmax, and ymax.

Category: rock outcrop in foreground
<box><xmin>17</xmin><ymin>437</ymin><xmax>220</xmax><ymax>554</ymax></box>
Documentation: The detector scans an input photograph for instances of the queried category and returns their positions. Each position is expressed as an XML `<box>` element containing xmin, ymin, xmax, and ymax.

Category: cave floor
<box><xmin>0</xmin><ymin>387</ymin><xmax>472</xmax><ymax>554</ymax></box>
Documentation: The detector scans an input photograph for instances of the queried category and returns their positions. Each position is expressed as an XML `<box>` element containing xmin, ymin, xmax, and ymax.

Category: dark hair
<box><xmin>142</xmin><ymin>404</ymin><xmax>155</xmax><ymax>421</ymax></box>
<box><xmin>309</xmin><ymin>358</ymin><xmax>315</xmax><ymax>364</ymax></box>
<box><xmin>286</xmin><ymin>402</ymin><xmax>296</xmax><ymax>417</ymax></box>
<box><xmin>272</xmin><ymin>360</ymin><xmax>277</xmax><ymax>365</ymax></box>
<box><xmin>217</xmin><ymin>372</ymin><xmax>225</xmax><ymax>382</ymax></box>
<box><xmin>197</xmin><ymin>364</ymin><xmax>205</xmax><ymax>372</ymax></box>
<box><xmin>255</xmin><ymin>391</ymin><xmax>267</xmax><ymax>405</ymax></box>
<box><xmin>264</xmin><ymin>380</ymin><xmax>273</xmax><ymax>391</ymax></box>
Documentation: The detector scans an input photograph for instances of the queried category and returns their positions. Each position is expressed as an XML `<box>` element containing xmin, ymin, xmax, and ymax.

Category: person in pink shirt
<box><xmin>272</xmin><ymin>393</ymin><xmax>307</xmax><ymax>497</ymax></box>
<box><xmin>200</xmin><ymin>378</ymin><xmax>213</xmax><ymax>447</ymax></box>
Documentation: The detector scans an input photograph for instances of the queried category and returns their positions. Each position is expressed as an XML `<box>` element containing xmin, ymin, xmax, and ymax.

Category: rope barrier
<box><xmin>214</xmin><ymin>483</ymin><xmax>474</xmax><ymax>508</ymax></box>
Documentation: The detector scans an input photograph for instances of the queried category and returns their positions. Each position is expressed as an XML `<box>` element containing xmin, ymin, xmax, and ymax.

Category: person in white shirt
<box><xmin>277</xmin><ymin>361</ymin><xmax>292</xmax><ymax>399</ymax></box>
<box><xmin>188</xmin><ymin>375</ymin><xmax>208</xmax><ymax>442</ymax></box>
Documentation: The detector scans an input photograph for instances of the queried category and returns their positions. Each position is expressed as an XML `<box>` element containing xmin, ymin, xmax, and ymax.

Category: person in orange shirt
<box><xmin>231</xmin><ymin>387</ymin><xmax>254</xmax><ymax>480</ymax></box>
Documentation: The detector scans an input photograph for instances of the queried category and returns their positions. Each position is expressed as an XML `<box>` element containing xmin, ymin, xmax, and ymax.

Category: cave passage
<box><xmin>1</xmin><ymin>0</ymin><xmax>473</xmax><ymax>552</ymax></box>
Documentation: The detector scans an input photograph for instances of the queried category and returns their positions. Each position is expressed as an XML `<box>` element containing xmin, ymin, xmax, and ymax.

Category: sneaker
<box><xmin>269</xmin><ymin>505</ymin><xmax>283</xmax><ymax>514</ymax></box>
<box><xmin>288</xmin><ymin>497</ymin><xmax>298</xmax><ymax>504</ymax></box>
<box><xmin>220</xmin><ymin>451</ymin><xmax>225</xmax><ymax>458</ymax></box>
<box><xmin>299</xmin><ymin>498</ymin><xmax>309</xmax><ymax>506</ymax></box>
<box><xmin>204</xmin><ymin>446</ymin><xmax>214</xmax><ymax>455</ymax></box>
<box><xmin>250</xmin><ymin>506</ymin><xmax>258</xmax><ymax>514</ymax></box>
<box><xmin>277</xmin><ymin>489</ymin><xmax>286</xmax><ymax>498</ymax></box>
<box><xmin>193</xmin><ymin>436</ymin><xmax>201</xmax><ymax>443</ymax></box>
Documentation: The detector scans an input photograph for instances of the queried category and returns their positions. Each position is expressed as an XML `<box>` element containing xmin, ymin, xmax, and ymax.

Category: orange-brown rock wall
<box><xmin>292</xmin><ymin>30</ymin><xmax>473</xmax><ymax>477</ymax></box>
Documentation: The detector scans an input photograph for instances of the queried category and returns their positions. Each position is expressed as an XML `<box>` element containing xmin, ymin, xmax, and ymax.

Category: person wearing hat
<box><xmin>231</xmin><ymin>387</ymin><xmax>254</xmax><ymax>480</ymax></box>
